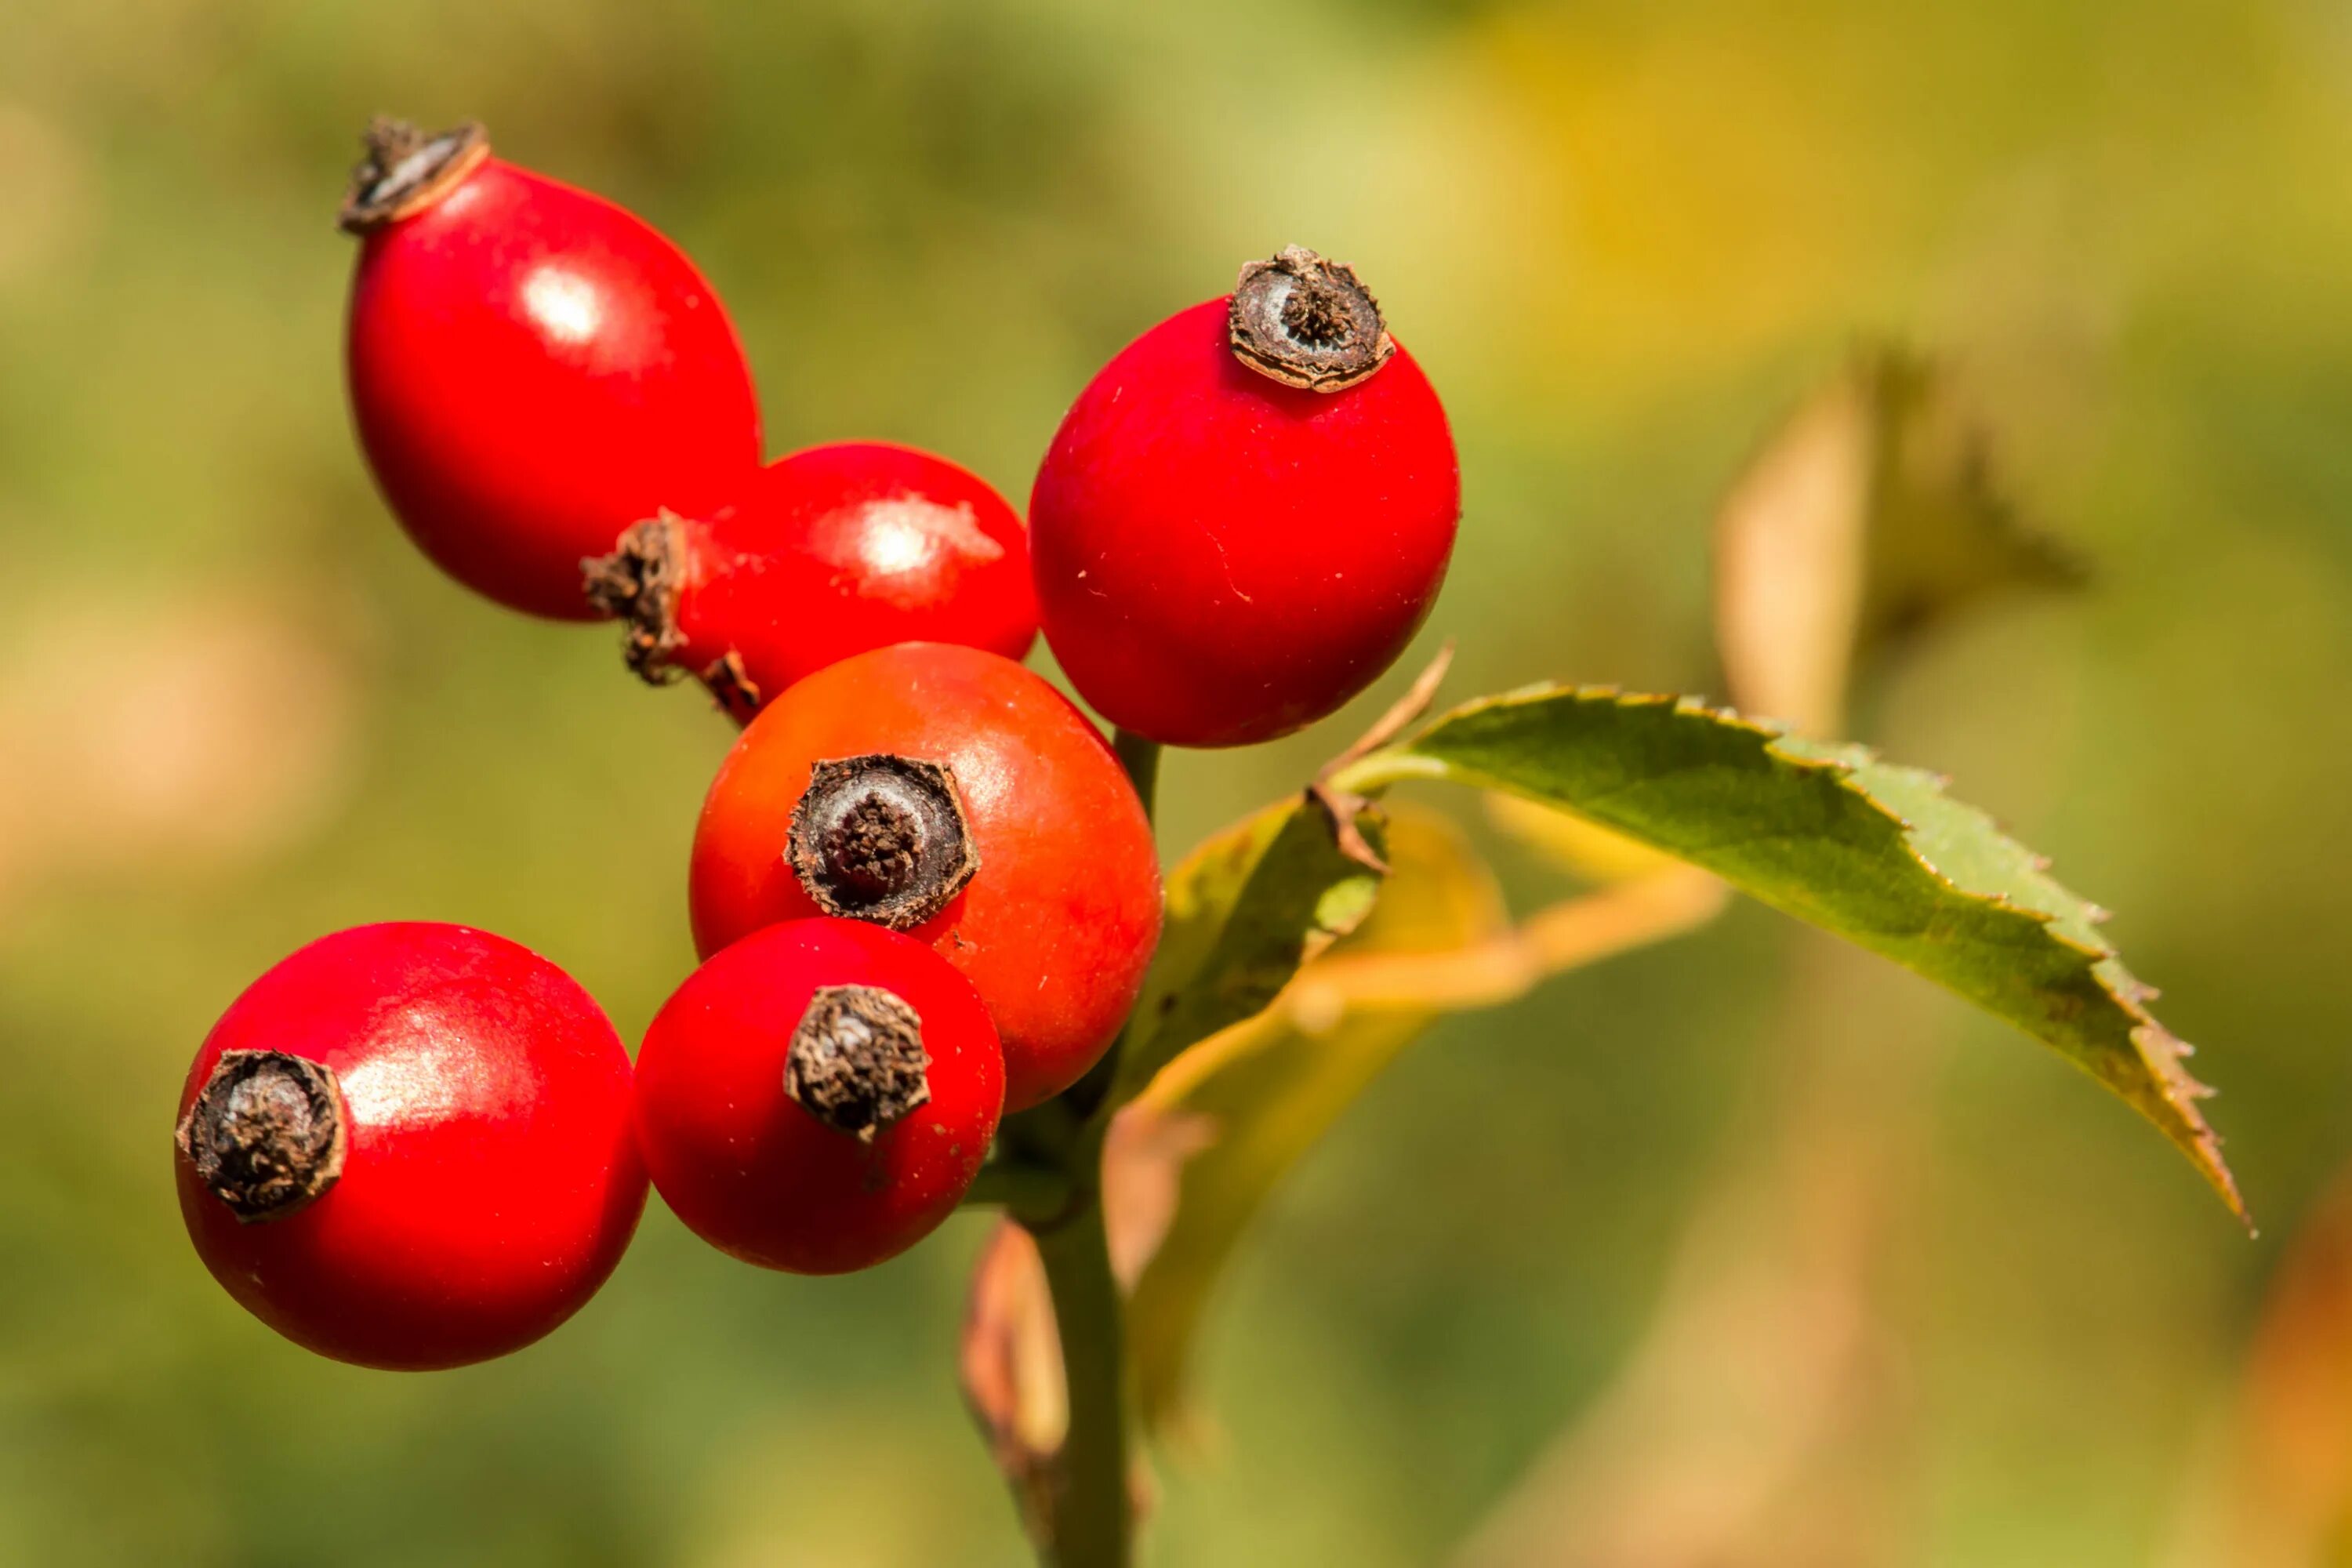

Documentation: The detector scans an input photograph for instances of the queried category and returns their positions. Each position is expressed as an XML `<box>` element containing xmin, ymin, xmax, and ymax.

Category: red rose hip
<box><xmin>633</xmin><ymin>918</ymin><xmax>1005</xmax><ymax>1274</ymax></box>
<box><xmin>173</xmin><ymin>922</ymin><xmax>648</xmax><ymax>1370</ymax></box>
<box><xmin>585</xmin><ymin>441</ymin><xmax>1039</xmax><ymax>720</ymax></box>
<box><xmin>343</xmin><ymin>118</ymin><xmax>762</xmax><ymax>619</ymax></box>
<box><xmin>1029</xmin><ymin>246</ymin><xmax>1460</xmax><ymax>746</ymax></box>
<box><xmin>689</xmin><ymin>643</ymin><xmax>1162</xmax><ymax>1109</ymax></box>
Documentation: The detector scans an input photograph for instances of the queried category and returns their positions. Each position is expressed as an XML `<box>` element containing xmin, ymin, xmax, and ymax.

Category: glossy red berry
<box><xmin>633</xmin><ymin>917</ymin><xmax>1004</xmax><ymax>1274</ymax></box>
<box><xmin>1029</xmin><ymin>246</ymin><xmax>1460</xmax><ymax>747</ymax></box>
<box><xmin>585</xmin><ymin>441</ymin><xmax>1038</xmax><ymax>720</ymax></box>
<box><xmin>690</xmin><ymin>643</ymin><xmax>1162</xmax><ymax>1110</ymax></box>
<box><xmin>173</xmin><ymin>922</ymin><xmax>647</xmax><ymax>1370</ymax></box>
<box><xmin>342</xmin><ymin>118</ymin><xmax>762</xmax><ymax>619</ymax></box>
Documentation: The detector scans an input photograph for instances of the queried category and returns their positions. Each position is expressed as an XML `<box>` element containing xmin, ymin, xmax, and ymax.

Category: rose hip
<box><xmin>633</xmin><ymin>918</ymin><xmax>1005</xmax><ymax>1274</ymax></box>
<box><xmin>343</xmin><ymin>118</ymin><xmax>762</xmax><ymax>619</ymax></box>
<box><xmin>173</xmin><ymin>922</ymin><xmax>648</xmax><ymax>1370</ymax></box>
<box><xmin>586</xmin><ymin>441</ymin><xmax>1038</xmax><ymax>720</ymax></box>
<box><xmin>1029</xmin><ymin>246</ymin><xmax>1459</xmax><ymax>746</ymax></box>
<box><xmin>688</xmin><ymin>643</ymin><xmax>1162</xmax><ymax>1109</ymax></box>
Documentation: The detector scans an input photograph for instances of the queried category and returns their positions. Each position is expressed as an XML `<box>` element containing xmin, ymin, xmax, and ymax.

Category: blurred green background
<box><xmin>5</xmin><ymin>1</ymin><xmax>2352</xmax><ymax>1563</ymax></box>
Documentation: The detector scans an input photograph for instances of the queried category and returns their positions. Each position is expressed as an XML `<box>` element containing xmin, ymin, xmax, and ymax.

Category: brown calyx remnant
<box><xmin>788</xmin><ymin>754</ymin><xmax>979</xmax><ymax>931</ymax></box>
<box><xmin>176</xmin><ymin>1051</ymin><xmax>348</xmax><ymax>1223</ymax></box>
<box><xmin>786</xmin><ymin>985</ymin><xmax>933</xmax><ymax>1142</ymax></box>
<box><xmin>583</xmin><ymin>514</ymin><xmax>691</xmax><ymax>683</ymax></box>
<box><xmin>584</xmin><ymin>521</ymin><xmax>770</xmax><ymax>720</ymax></box>
<box><xmin>1228</xmin><ymin>245</ymin><xmax>1396</xmax><ymax>393</ymax></box>
<box><xmin>699</xmin><ymin>650</ymin><xmax>764</xmax><ymax>724</ymax></box>
<box><xmin>337</xmin><ymin>117</ymin><xmax>490</xmax><ymax>236</ymax></box>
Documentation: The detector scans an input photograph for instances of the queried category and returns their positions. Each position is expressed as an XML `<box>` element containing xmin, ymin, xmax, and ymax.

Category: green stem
<box><xmin>1027</xmin><ymin>1174</ymin><xmax>1132</xmax><ymax>1568</ymax></box>
<box><xmin>1054</xmin><ymin>730</ymin><xmax>1163</xmax><ymax>1124</ymax></box>
<box><xmin>1001</xmin><ymin>727</ymin><xmax>1156</xmax><ymax>1566</ymax></box>
<box><xmin>960</xmin><ymin>1156</ymin><xmax>1076</xmax><ymax>1221</ymax></box>
<box><xmin>977</xmin><ymin>728</ymin><xmax>1157</xmax><ymax>1565</ymax></box>
<box><xmin>1112</xmin><ymin>728</ymin><xmax>1162</xmax><ymax>826</ymax></box>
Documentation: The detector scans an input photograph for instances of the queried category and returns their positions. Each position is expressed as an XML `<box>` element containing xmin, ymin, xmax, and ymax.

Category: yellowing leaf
<box><xmin>1120</xmin><ymin>806</ymin><xmax>1501</xmax><ymax>1436</ymax></box>
<box><xmin>1712</xmin><ymin>347</ymin><xmax>2083</xmax><ymax>737</ymax></box>
<box><xmin>957</xmin><ymin>1221</ymin><xmax>1064</xmax><ymax>1549</ymax></box>
<box><xmin>1111</xmin><ymin>796</ymin><xmax>1385</xmax><ymax>1105</ymax></box>
<box><xmin>1712</xmin><ymin>360</ymin><xmax>1877</xmax><ymax>737</ymax></box>
<box><xmin>1483</xmin><ymin>791</ymin><xmax>1688</xmax><ymax>885</ymax></box>
<box><xmin>1281</xmin><ymin>865</ymin><xmax>1727</xmax><ymax>1026</ymax></box>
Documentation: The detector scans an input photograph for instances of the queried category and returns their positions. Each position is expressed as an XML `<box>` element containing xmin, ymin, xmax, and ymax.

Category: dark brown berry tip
<box><xmin>176</xmin><ymin>1050</ymin><xmax>348</xmax><ymax>1224</ymax></box>
<box><xmin>786</xmin><ymin>985</ymin><xmax>932</xmax><ymax>1142</ymax></box>
<box><xmin>583</xmin><ymin>513</ymin><xmax>692</xmax><ymax>683</ymax></box>
<box><xmin>339</xmin><ymin>117</ymin><xmax>490</xmax><ymax>236</ymax></box>
<box><xmin>1229</xmin><ymin>245</ymin><xmax>1396</xmax><ymax>393</ymax></box>
<box><xmin>787</xmin><ymin>754</ymin><xmax>980</xmax><ymax>931</ymax></box>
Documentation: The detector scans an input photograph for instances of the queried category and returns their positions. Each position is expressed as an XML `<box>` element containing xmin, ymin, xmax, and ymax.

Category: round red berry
<box><xmin>689</xmin><ymin>643</ymin><xmax>1162</xmax><ymax>1110</ymax></box>
<box><xmin>342</xmin><ymin>118</ymin><xmax>762</xmax><ymax>619</ymax></box>
<box><xmin>1029</xmin><ymin>246</ymin><xmax>1460</xmax><ymax>746</ymax></box>
<box><xmin>173</xmin><ymin>922</ymin><xmax>648</xmax><ymax>1370</ymax></box>
<box><xmin>633</xmin><ymin>917</ymin><xmax>1005</xmax><ymax>1274</ymax></box>
<box><xmin>585</xmin><ymin>441</ymin><xmax>1038</xmax><ymax>720</ymax></box>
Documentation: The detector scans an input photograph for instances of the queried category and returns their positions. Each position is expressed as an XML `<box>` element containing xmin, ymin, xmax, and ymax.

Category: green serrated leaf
<box><xmin>1123</xmin><ymin>807</ymin><xmax>1504</xmax><ymax>1434</ymax></box>
<box><xmin>1352</xmin><ymin>687</ymin><xmax>2243</xmax><ymax>1219</ymax></box>
<box><xmin>1110</xmin><ymin>796</ymin><xmax>1387</xmax><ymax>1106</ymax></box>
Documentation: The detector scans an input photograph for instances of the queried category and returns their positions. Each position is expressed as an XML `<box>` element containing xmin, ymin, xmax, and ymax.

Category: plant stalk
<box><xmin>1112</xmin><ymin>729</ymin><xmax>1162</xmax><ymax>824</ymax></box>
<box><xmin>961</xmin><ymin>1156</ymin><xmax>1076</xmax><ymax>1218</ymax></box>
<box><xmin>1057</xmin><ymin>731</ymin><xmax>1163</xmax><ymax>1126</ymax></box>
<box><xmin>1027</xmin><ymin>1171</ymin><xmax>1133</xmax><ymax>1568</ymax></box>
<box><xmin>1014</xmin><ymin>728</ymin><xmax>1158</xmax><ymax>1565</ymax></box>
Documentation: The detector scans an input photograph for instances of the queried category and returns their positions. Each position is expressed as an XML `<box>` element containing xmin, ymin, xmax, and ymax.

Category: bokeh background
<box><xmin>5</xmin><ymin>1</ymin><xmax>2352</xmax><ymax>1563</ymax></box>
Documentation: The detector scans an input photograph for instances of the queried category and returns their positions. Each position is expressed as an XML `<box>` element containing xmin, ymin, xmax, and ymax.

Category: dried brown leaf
<box><xmin>958</xmin><ymin>1221</ymin><xmax>1065</xmax><ymax>1548</ymax></box>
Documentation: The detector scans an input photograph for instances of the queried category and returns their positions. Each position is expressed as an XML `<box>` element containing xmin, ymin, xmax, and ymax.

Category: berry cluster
<box><xmin>174</xmin><ymin>120</ymin><xmax>1458</xmax><ymax>1369</ymax></box>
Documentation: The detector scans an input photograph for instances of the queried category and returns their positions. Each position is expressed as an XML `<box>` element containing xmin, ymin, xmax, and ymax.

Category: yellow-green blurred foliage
<box><xmin>4</xmin><ymin>2</ymin><xmax>2350</xmax><ymax>1563</ymax></box>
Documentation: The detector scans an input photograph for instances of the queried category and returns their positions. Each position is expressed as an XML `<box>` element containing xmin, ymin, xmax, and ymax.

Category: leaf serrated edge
<box><xmin>1769</xmin><ymin>730</ymin><xmax>2243</xmax><ymax>1226</ymax></box>
<box><xmin>1342</xmin><ymin>683</ymin><xmax>2247</xmax><ymax>1225</ymax></box>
